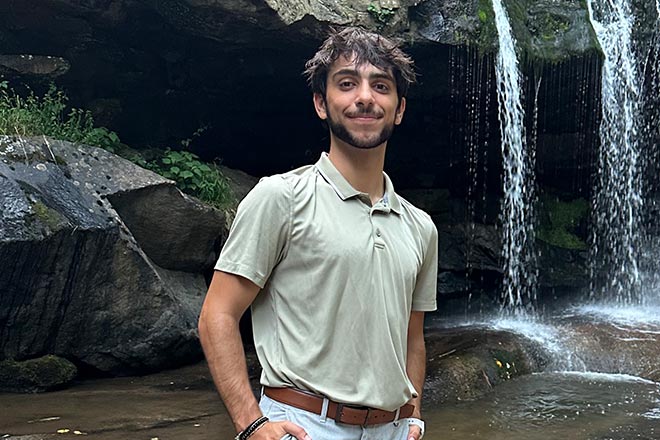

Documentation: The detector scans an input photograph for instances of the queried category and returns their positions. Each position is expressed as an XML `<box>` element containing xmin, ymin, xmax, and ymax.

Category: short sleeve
<box><xmin>215</xmin><ymin>175</ymin><xmax>292</xmax><ymax>288</ymax></box>
<box><xmin>411</xmin><ymin>222</ymin><xmax>438</xmax><ymax>311</ymax></box>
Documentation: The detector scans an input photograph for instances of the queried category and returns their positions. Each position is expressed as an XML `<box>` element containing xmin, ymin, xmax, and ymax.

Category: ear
<box><xmin>394</xmin><ymin>97</ymin><xmax>406</xmax><ymax>125</ymax></box>
<box><xmin>313</xmin><ymin>93</ymin><xmax>327</xmax><ymax>120</ymax></box>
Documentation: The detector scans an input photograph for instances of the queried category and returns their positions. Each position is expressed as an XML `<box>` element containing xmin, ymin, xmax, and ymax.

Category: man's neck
<box><xmin>327</xmin><ymin>141</ymin><xmax>386</xmax><ymax>205</ymax></box>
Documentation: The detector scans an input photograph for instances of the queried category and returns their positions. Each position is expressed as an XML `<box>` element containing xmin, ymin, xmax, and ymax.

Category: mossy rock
<box><xmin>0</xmin><ymin>355</ymin><xmax>77</xmax><ymax>393</ymax></box>
<box><xmin>457</xmin><ymin>0</ymin><xmax>600</xmax><ymax>61</ymax></box>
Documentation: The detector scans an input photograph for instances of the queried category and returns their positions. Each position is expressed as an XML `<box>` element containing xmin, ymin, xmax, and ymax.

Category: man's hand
<box><xmin>251</xmin><ymin>420</ymin><xmax>311</xmax><ymax>440</ymax></box>
<box><xmin>407</xmin><ymin>424</ymin><xmax>422</xmax><ymax>440</ymax></box>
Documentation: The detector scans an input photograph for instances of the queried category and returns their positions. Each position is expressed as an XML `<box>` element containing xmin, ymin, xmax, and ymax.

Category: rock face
<box><xmin>0</xmin><ymin>136</ymin><xmax>226</xmax><ymax>375</ymax></box>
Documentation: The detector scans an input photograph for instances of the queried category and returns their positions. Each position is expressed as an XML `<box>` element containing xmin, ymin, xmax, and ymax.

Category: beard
<box><xmin>326</xmin><ymin>107</ymin><xmax>395</xmax><ymax>150</ymax></box>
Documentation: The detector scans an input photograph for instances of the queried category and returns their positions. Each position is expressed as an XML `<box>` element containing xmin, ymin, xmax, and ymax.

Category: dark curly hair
<box><xmin>303</xmin><ymin>27</ymin><xmax>416</xmax><ymax>100</ymax></box>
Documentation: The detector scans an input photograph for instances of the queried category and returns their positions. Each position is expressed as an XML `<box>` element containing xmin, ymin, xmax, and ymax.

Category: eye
<box><xmin>338</xmin><ymin>79</ymin><xmax>356</xmax><ymax>89</ymax></box>
<box><xmin>374</xmin><ymin>83</ymin><xmax>391</xmax><ymax>93</ymax></box>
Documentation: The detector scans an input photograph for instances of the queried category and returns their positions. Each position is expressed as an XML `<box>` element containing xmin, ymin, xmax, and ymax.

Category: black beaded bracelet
<box><xmin>235</xmin><ymin>416</ymin><xmax>269</xmax><ymax>440</ymax></box>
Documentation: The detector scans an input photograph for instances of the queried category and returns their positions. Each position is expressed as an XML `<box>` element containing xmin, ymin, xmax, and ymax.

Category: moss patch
<box><xmin>476</xmin><ymin>0</ymin><xmax>498</xmax><ymax>52</ymax></box>
<box><xmin>0</xmin><ymin>355</ymin><xmax>77</xmax><ymax>393</ymax></box>
<box><xmin>538</xmin><ymin>195</ymin><xmax>589</xmax><ymax>250</ymax></box>
<box><xmin>30</xmin><ymin>200</ymin><xmax>64</xmax><ymax>231</ymax></box>
<box><xmin>536</xmin><ymin>12</ymin><xmax>571</xmax><ymax>41</ymax></box>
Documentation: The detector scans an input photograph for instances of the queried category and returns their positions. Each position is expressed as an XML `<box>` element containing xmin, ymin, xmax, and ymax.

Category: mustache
<box><xmin>345</xmin><ymin>109</ymin><xmax>383</xmax><ymax>118</ymax></box>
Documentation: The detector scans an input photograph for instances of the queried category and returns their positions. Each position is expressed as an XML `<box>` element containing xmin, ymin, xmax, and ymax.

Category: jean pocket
<box><xmin>260</xmin><ymin>395</ymin><xmax>291</xmax><ymax>421</ymax></box>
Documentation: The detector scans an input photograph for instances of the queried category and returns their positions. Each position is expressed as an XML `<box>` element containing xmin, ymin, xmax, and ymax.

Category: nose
<box><xmin>355</xmin><ymin>82</ymin><xmax>375</xmax><ymax>107</ymax></box>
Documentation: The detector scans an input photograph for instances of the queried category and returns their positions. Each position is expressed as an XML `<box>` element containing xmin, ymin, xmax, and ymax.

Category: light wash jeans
<box><xmin>259</xmin><ymin>394</ymin><xmax>410</xmax><ymax>440</ymax></box>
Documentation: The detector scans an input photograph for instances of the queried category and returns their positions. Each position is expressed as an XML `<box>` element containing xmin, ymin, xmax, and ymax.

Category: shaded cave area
<box><xmin>0</xmin><ymin>0</ymin><xmax>604</xmax><ymax>204</ymax></box>
<box><xmin>55</xmin><ymin>37</ymin><xmax>602</xmax><ymax>204</ymax></box>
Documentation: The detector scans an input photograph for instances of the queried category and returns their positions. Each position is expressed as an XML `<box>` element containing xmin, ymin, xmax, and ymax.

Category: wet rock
<box><xmin>0</xmin><ymin>136</ymin><xmax>226</xmax><ymax>375</ymax></box>
<box><xmin>556</xmin><ymin>317</ymin><xmax>660</xmax><ymax>381</ymax></box>
<box><xmin>518</xmin><ymin>0</ymin><xmax>599</xmax><ymax>61</ymax></box>
<box><xmin>423</xmin><ymin>326</ymin><xmax>548</xmax><ymax>405</ymax></box>
<box><xmin>0</xmin><ymin>355</ymin><xmax>77</xmax><ymax>393</ymax></box>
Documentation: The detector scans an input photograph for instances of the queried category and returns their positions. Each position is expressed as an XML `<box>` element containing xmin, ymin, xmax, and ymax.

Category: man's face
<box><xmin>313</xmin><ymin>56</ymin><xmax>406</xmax><ymax>150</ymax></box>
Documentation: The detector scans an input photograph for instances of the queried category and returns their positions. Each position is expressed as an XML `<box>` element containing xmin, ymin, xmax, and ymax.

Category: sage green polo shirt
<box><xmin>216</xmin><ymin>153</ymin><xmax>438</xmax><ymax>411</ymax></box>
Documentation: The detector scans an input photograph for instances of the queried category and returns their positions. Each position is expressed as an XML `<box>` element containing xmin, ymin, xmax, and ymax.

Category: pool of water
<box><xmin>1</xmin><ymin>364</ymin><xmax>658</xmax><ymax>439</ymax></box>
<box><xmin>426</xmin><ymin>371</ymin><xmax>660</xmax><ymax>440</ymax></box>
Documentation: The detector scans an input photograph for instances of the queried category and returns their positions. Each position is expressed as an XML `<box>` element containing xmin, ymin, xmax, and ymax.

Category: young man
<box><xmin>198</xmin><ymin>27</ymin><xmax>438</xmax><ymax>440</ymax></box>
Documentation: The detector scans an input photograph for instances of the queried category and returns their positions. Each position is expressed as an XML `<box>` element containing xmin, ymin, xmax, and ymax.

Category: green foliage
<box><xmin>0</xmin><ymin>81</ymin><xmax>121</xmax><ymax>152</ymax></box>
<box><xmin>367</xmin><ymin>3</ymin><xmax>397</xmax><ymax>27</ymax></box>
<box><xmin>537</xmin><ymin>196</ymin><xmax>589</xmax><ymax>250</ymax></box>
<box><xmin>146</xmin><ymin>149</ymin><xmax>233</xmax><ymax>209</ymax></box>
<box><xmin>0</xmin><ymin>81</ymin><xmax>232</xmax><ymax>210</ymax></box>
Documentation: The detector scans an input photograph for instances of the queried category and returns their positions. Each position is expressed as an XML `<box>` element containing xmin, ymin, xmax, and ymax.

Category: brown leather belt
<box><xmin>263</xmin><ymin>387</ymin><xmax>414</xmax><ymax>426</ymax></box>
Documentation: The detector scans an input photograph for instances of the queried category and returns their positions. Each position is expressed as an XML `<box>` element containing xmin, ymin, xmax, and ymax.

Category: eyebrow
<box><xmin>331</xmin><ymin>68</ymin><xmax>395</xmax><ymax>83</ymax></box>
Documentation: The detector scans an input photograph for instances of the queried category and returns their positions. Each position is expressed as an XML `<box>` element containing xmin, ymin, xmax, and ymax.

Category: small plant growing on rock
<box><xmin>0</xmin><ymin>81</ymin><xmax>122</xmax><ymax>152</ymax></box>
<box><xmin>367</xmin><ymin>2</ymin><xmax>397</xmax><ymax>27</ymax></box>
<box><xmin>146</xmin><ymin>149</ymin><xmax>233</xmax><ymax>210</ymax></box>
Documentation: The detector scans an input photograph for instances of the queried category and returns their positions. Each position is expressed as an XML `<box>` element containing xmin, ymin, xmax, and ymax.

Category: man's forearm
<box><xmin>406</xmin><ymin>340</ymin><xmax>426</xmax><ymax>418</ymax></box>
<box><xmin>199</xmin><ymin>310</ymin><xmax>262</xmax><ymax>432</ymax></box>
<box><xmin>406</xmin><ymin>311</ymin><xmax>427</xmax><ymax>419</ymax></box>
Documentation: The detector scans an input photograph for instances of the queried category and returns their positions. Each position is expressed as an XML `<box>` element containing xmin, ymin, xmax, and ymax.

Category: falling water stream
<box><xmin>491</xmin><ymin>0</ymin><xmax>537</xmax><ymax>313</ymax></box>
<box><xmin>587</xmin><ymin>0</ymin><xmax>645</xmax><ymax>305</ymax></box>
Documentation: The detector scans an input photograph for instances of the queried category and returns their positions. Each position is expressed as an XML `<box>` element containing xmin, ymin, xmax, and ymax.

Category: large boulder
<box><xmin>0</xmin><ymin>136</ymin><xmax>226</xmax><ymax>375</ymax></box>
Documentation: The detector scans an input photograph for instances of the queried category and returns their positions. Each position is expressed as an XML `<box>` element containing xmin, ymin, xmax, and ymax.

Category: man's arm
<box><xmin>405</xmin><ymin>310</ymin><xmax>427</xmax><ymax>439</ymax></box>
<box><xmin>198</xmin><ymin>271</ymin><xmax>310</xmax><ymax>440</ymax></box>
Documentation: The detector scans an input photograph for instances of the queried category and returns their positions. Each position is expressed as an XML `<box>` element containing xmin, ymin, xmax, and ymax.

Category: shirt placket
<box><xmin>370</xmin><ymin>198</ymin><xmax>390</xmax><ymax>250</ymax></box>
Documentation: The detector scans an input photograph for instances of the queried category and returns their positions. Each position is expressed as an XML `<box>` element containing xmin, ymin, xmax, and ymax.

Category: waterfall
<box><xmin>492</xmin><ymin>0</ymin><xmax>537</xmax><ymax>313</ymax></box>
<box><xmin>645</xmin><ymin>3</ymin><xmax>660</xmax><ymax>298</ymax></box>
<box><xmin>587</xmin><ymin>0</ymin><xmax>645</xmax><ymax>305</ymax></box>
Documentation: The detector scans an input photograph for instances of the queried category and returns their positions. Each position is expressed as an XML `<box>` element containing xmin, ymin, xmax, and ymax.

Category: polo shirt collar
<box><xmin>382</xmin><ymin>171</ymin><xmax>402</xmax><ymax>214</ymax></box>
<box><xmin>315</xmin><ymin>152</ymin><xmax>402</xmax><ymax>215</ymax></box>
